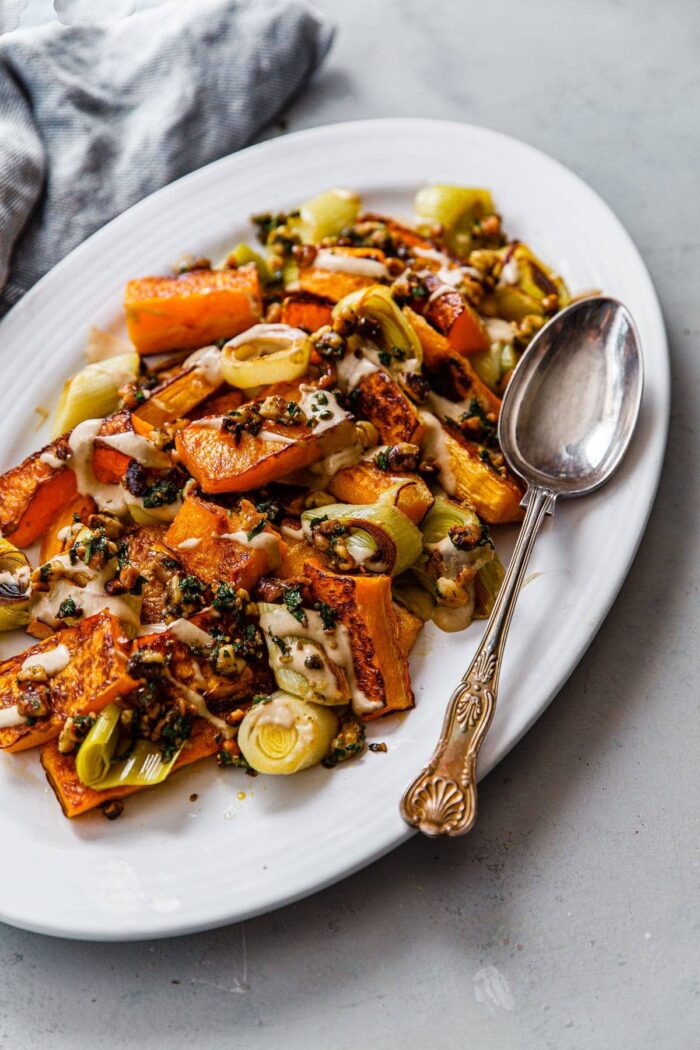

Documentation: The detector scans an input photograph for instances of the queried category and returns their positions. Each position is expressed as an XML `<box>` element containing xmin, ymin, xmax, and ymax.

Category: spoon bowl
<box><xmin>401</xmin><ymin>295</ymin><xmax>643</xmax><ymax>837</ymax></box>
<box><xmin>499</xmin><ymin>296</ymin><xmax>643</xmax><ymax>497</ymax></box>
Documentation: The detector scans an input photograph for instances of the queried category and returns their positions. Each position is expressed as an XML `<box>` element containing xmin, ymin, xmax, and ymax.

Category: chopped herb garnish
<box><xmin>283</xmin><ymin>584</ymin><xmax>307</xmax><ymax>625</ymax></box>
<box><xmin>246</xmin><ymin>519</ymin><xmax>266</xmax><ymax>542</ymax></box>
<box><xmin>142</xmin><ymin>476</ymin><xmax>181</xmax><ymax>508</ymax></box>
<box><xmin>57</xmin><ymin>596</ymin><xmax>82</xmax><ymax>620</ymax></box>
<box><xmin>315</xmin><ymin>601</ymin><xmax>337</xmax><ymax>631</ymax></box>
<box><xmin>269</xmin><ymin>633</ymin><xmax>290</xmax><ymax>656</ymax></box>
<box><xmin>212</xmin><ymin>581</ymin><xmax>240</xmax><ymax>614</ymax></box>
<box><xmin>375</xmin><ymin>449</ymin><xmax>390</xmax><ymax>472</ymax></box>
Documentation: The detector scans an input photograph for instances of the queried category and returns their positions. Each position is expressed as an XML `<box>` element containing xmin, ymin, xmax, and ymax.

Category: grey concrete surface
<box><xmin>1</xmin><ymin>1</ymin><xmax>699</xmax><ymax>1047</ymax></box>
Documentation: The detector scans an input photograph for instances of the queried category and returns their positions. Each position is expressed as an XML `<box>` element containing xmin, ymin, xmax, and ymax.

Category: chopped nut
<box><xmin>101</xmin><ymin>800</ymin><xmax>124</xmax><ymax>820</ymax></box>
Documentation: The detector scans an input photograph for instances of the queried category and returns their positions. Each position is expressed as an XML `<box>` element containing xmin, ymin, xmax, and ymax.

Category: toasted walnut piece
<box><xmin>101</xmin><ymin>800</ymin><xmax>125</xmax><ymax>820</ymax></box>
<box><xmin>17</xmin><ymin>685</ymin><xmax>51</xmax><ymax>720</ymax></box>
<box><xmin>16</xmin><ymin>664</ymin><xmax>49</xmax><ymax>685</ymax></box>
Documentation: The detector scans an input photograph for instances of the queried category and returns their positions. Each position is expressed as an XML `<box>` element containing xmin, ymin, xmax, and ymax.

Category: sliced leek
<box><xmin>470</xmin><ymin>341</ymin><xmax>522</xmax><ymax>393</ymax></box>
<box><xmin>0</xmin><ymin>539</ymin><xmax>31</xmax><ymax>631</ymax></box>
<box><xmin>75</xmin><ymin>703</ymin><xmax>183</xmax><ymax>789</ymax></box>
<box><xmin>297</xmin><ymin>188</ymin><xmax>361</xmax><ymax>244</ymax></box>
<box><xmin>481</xmin><ymin>243</ymin><xmax>570</xmax><ymax>321</ymax></box>
<box><xmin>52</xmin><ymin>352</ymin><xmax>140</xmax><ymax>438</ymax></box>
<box><xmin>237</xmin><ymin>691</ymin><xmax>338</xmax><ymax>775</ymax></box>
<box><xmin>221</xmin><ymin>242</ymin><xmax>270</xmax><ymax>281</ymax></box>
<box><xmin>221</xmin><ymin>324</ymin><xmax>311</xmax><ymax>389</ymax></box>
<box><xmin>301</xmin><ymin>501</ymin><xmax>423</xmax><ymax>577</ymax></box>
<box><xmin>414</xmin><ymin>184</ymin><xmax>495</xmax><ymax>257</ymax></box>
<box><xmin>332</xmin><ymin>284</ymin><xmax>422</xmax><ymax>370</ymax></box>
<box><xmin>474</xmin><ymin>553</ymin><xmax>504</xmax><ymax>619</ymax></box>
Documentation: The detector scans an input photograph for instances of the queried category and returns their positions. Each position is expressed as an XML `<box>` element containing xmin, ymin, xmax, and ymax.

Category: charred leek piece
<box><xmin>0</xmin><ymin>539</ymin><xmax>31</xmax><ymax>631</ymax></box>
<box><xmin>221</xmin><ymin>323</ymin><xmax>311</xmax><ymax>389</ymax></box>
<box><xmin>258</xmin><ymin>602</ymin><xmax>351</xmax><ymax>705</ymax></box>
<box><xmin>237</xmin><ymin>691</ymin><xmax>338</xmax><ymax>774</ymax></box>
<box><xmin>297</xmin><ymin>188</ymin><xmax>361</xmax><ymax>244</ymax></box>
<box><xmin>415</xmin><ymin>498</ymin><xmax>496</xmax><ymax>631</ymax></box>
<box><xmin>301</xmin><ymin>501</ymin><xmax>423</xmax><ymax>577</ymax></box>
<box><xmin>52</xmin><ymin>352</ymin><xmax>140</xmax><ymax>438</ymax></box>
<box><xmin>75</xmin><ymin>703</ymin><xmax>183</xmax><ymax>789</ymax></box>
<box><xmin>221</xmin><ymin>242</ymin><xmax>270</xmax><ymax>281</ymax></box>
<box><xmin>332</xmin><ymin>284</ymin><xmax>422</xmax><ymax>371</ymax></box>
<box><xmin>474</xmin><ymin>553</ymin><xmax>505</xmax><ymax>619</ymax></box>
<box><xmin>483</xmin><ymin>243</ymin><xmax>570</xmax><ymax>321</ymax></box>
<box><xmin>414</xmin><ymin>185</ymin><xmax>495</xmax><ymax>257</ymax></box>
<box><xmin>470</xmin><ymin>341</ymin><xmax>520</xmax><ymax>393</ymax></box>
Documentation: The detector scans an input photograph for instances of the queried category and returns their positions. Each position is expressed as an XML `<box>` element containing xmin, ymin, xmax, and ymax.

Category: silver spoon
<box><xmin>401</xmin><ymin>296</ymin><xmax>643</xmax><ymax>837</ymax></box>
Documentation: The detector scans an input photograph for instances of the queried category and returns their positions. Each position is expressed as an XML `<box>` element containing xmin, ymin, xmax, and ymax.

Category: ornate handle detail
<box><xmin>401</xmin><ymin>485</ymin><xmax>556</xmax><ymax>837</ymax></box>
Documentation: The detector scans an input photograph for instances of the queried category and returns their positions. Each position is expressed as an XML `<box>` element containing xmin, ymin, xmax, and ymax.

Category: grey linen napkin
<box><xmin>0</xmin><ymin>0</ymin><xmax>334</xmax><ymax>316</ymax></box>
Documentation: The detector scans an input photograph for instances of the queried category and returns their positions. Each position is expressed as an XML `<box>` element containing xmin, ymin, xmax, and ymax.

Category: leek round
<box><xmin>221</xmin><ymin>324</ymin><xmax>311</xmax><ymax>389</ymax></box>
<box><xmin>52</xmin><ymin>352</ymin><xmax>140</xmax><ymax>438</ymax></box>
<box><xmin>0</xmin><ymin>539</ymin><xmax>31</xmax><ymax>632</ymax></box>
<box><xmin>332</xmin><ymin>285</ymin><xmax>422</xmax><ymax>369</ymax></box>
<box><xmin>297</xmin><ymin>188</ymin><xmax>361</xmax><ymax>244</ymax></box>
<box><xmin>301</xmin><ymin>501</ymin><xmax>423</xmax><ymax>577</ymax></box>
<box><xmin>238</xmin><ymin>692</ymin><xmax>338</xmax><ymax>775</ymax></box>
<box><xmin>75</xmin><ymin>703</ymin><xmax>183</xmax><ymax>789</ymax></box>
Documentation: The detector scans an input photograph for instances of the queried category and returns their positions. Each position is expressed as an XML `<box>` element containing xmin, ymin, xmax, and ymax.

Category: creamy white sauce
<box><xmin>336</xmin><ymin>352</ymin><xmax>380</xmax><ymax>392</ymax></box>
<box><xmin>412</xmin><ymin>246</ymin><xmax>453</xmax><ymax>267</ymax></box>
<box><xmin>258</xmin><ymin>429</ymin><xmax>298</xmax><ymax>445</ymax></box>
<box><xmin>309</xmin><ymin>442</ymin><xmax>364</xmax><ymax>484</ymax></box>
<box><xmin>98</xmin><ymin>432</ymin><xmax>172</xmax><ymax>469</ymax></box>
<box><xmin>312</xmin><ymin>251</ymin><xmax>388</xmax><ymax>279</ymax></box>
<box><xmin>298</xmin><ymin>387</ymin><xmax>349</xmax><ymax>434</ymax></box>
<box><xmin>499</xmin><ymin>258</ymin><xmax>520</xmax><ymax>286</ymax></box>
<box><xmin>20</xmin><ymin>643</ymin><xmax>71</xmax><ymax>678</ymax></box>
<box><xmin>183</xmin><ymin>345</ymin><xmax>223</xmax><ymax>385</ymax></box>
<box><xmin>219</xmin><ymin>529</ymin><xmax>281</xmax><ymax>569</ymax></box>
<box><xmin>426</xmin><ymin>282</ymin><xmax>458</xmax><ymax>306</ymax></box>
<box><xmin>427</xmin><ymin>391</ymin><xmax>470</xmax><ymax>424</ymax></box>
<box><xmin>419</xmin><ymin>411</ymin><xmax>457</xmax><ymax>495</ymax></box>
<box><xmin>177</xmin><ymin>537</ymin><xmax>202</xmax><ymax>550</ymax></box>
<box><xmin>484</xmin><ymin>317</ymin><xmax>515</xmax><ymax>344</ymax></box>
<box><xmin>167</xmin><ymin>619</ymin><xmax>213</xmax><ymax>649</ymax></box>
<box><xmin>0</xmin><ymin>705</ymin><xmax>27</xmax><ymax>729</ymax></box>
<box><xmin>164</xmin><ymin>671</ymin><xmax>233</xmax><ymax>737</ymax></box>
<box><xmin>39</xmin><ymin>451</ymin><xmax>67</xmax><ymax>469</ymax></box>
<box><xmin>280</xmin><ymin>522</ymin><xmax>305</xmax><ymax>540</ymax></box>
<box><xmin>193</xmin><ymin>416</ymin><xmax>224</xmax><ymax>430</ymax></box>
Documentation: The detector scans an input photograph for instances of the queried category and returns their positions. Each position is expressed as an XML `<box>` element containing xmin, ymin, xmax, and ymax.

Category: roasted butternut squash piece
<box><xmin>392</xmin><ymin>600</ymin><xmax>424</xmax><ymax>659</ymax></box>
<box><xmin>355</xmin><ymin>370</ymin><xmax>425</xmax><ymax>445</ymax></box>
<box><xmin>297</xmin><ymin>248</ymin><xmax>387</xmax><ymax>301</ymax></box>
<box><xmin>405</xmin><ymin>308</ymin><xmax>501</xmax><ymax>417</ymax></box>
<box><xmin>133</xmin><ymin>364</ymin><xmax>228</xmax><ymax>426</ymax></box>
<box><xmin>0</xmin><ymin>435</ymin><xmax>77</xmax><ymax>548</ymax></box>
<box><xmin>280</xmin><ymin>292</ymin><xmax>334</xmax><ymax>332</ymax></box>
<box><xmin>421</xmin><ymin>271</ymin><xmax>489</xmax><ymax>354</ymax></box>
<box><xmin>188</xmin><ymin>387</ymin><xmax>245</xmax><ymax>421</ymax></box>
<box><xmin>124</xmin><ymin>264</ymin><xmax>262</xmax><ymax>354</ymax></box>
<box><xmin>165</xmin><ymin>492</ymin><xmax>280</xmax><ymax>589</ymax></box>
<box><xmin>276</xmin><ymin>533</ymin><xmax>324</xmax><ymax>578</ymax></box>
<box><xmin>40</xmin><ymin>494</ymin><xmax>97</xmax><ymax>563</ymax></box>
<box><xmin>328</xmin><ymin>461</ymin><xmax>433</xmax><ymax>525</ymax></box>
<box><xmin>122</xmin><ymin>524</ymin><xmax>175</xmax><ymax>624</ymax></box>
<box><xmin>176</xmin><ymin>405</ymin><xmax>355</xmax><ymax>494</ymax></box>
<box><xmin>0</xmin><ymin>612</ymin><xmax>134</xmax><ymax>753</ymax></box>
<box><xmin>41</xmin><ymin>720</ymin><xmax>220</xmax><ymax>818</ymax></box>
<box><xmin>305</xmin><ymin>564</ymin><xmax>414</xmax><ymax>720</ymax></box>
<box><xmin>441</xmin><ymin>428</ymin><xmax>524</xmax><ymax>524</ymax></box>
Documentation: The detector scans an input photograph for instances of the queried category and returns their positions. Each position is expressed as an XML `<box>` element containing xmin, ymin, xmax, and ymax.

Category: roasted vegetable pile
<box><xmin>0</xmin><ymin>185</ymin><xmax>571</xmax><ymax>818</ymax></box>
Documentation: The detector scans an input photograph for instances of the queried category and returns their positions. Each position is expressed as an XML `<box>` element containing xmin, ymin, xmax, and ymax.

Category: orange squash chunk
<box><xmin>280</xmin><ymin>292</ymin><xmax>334</xmax><ymax>333</ymax></box>
<box><xmin>176</xmin><ymin>410</ymin><xmax>355</xmax><ymax>494</ymax></box>
<box><xmin>165</xmin><ymin>492</ymin><xmax>279</xmax><ymax>589</ymax></box>
<box><xmin>124</xmin><ymin>264</ymin><xmax>262</xmax><ymax>354</ymax></box>
<box><xmin>0</xmin><ymin>435</ymin><xmax>77</xmax><ymax>548</ymax></box>
<box><xmin>329</xmin><ymin>461</ymin><xmax>433</xmax><ymax>525</ymax></box>
<box><xmin>0</xmin><ymin>612</ymin><xmax>135</xmax><ymax>753</ymax></box>
<box><xmin>297</xmin><ymin>248</ymin><xmax>387</xmax><ymax>302</ymax></box>
<box><xmin>354</xmin><ymin>369</ymin><xmax>426</xmax><ymax>446</ymax></box>
<box><xmin>305</xmin><ymin>564</ymin><xmax>414</xmax><ymax>721</ymax></box>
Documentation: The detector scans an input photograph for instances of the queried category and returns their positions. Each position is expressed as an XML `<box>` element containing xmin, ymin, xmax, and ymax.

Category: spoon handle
<box><xmin>400</xmin><ymin>485</ymin><xmax>556</xmax><ymax>837</ymax></box>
